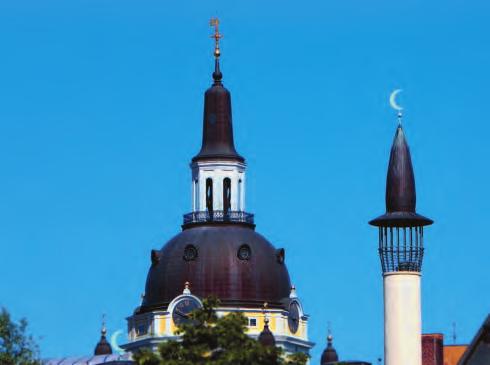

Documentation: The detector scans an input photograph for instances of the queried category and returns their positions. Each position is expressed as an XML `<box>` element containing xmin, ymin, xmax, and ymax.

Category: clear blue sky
<box><xmin>1</xmin><ymin>1</ymin><xmax>489</xmax><ymax>364</ymax></box>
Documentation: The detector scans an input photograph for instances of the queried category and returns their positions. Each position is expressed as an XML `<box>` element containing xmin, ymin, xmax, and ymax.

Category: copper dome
<box><xmin>139</xmin><ymin>224</ymin><xmax>291</xmax><ymax>313</ymax></box>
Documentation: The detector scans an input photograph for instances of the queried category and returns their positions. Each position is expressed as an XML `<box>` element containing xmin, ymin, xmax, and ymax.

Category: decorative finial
<box><xmin>183</xmin><ymin>281</ymin><xmax>191</xmax><ymax>295</ymax></box>
<box><xmin>101</xmin><ymin>313</ymin><xmax>107</xmax><ymax>336</ymax></box>
<box><xmin>452</xmin><ymin>322</ymin><xmax>457</xmax><ymax>344</ymax></box>
<box><xmin>289</xmin><ymin>285</ymin><xmax>298</xmax><ymax>299</ymax></box>
<box><xmin>327</xmin><ymin>321</ymin><xmax>332</xmax><ymax>343</ymax></box>
<box><xmin>263</xmin><ymin>302</ymin><xmax>269</xmax><ymax>324</ymax></box>
<box><xmin>389</xmin><ymin>89</ymin><xmax>404</xmax><ymax>126</ymax></box>
<box><xmin>209</xmin><ymin>18</ymin><xmax>223</xmax><ymax>83</ymax></box>
<box><xmin>210</xmin><ymin>17</ymin><xmax>222</xmax><ymax>59</ymax></box>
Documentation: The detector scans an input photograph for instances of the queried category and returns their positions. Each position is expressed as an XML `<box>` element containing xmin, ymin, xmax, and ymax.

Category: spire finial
<box><xmin>209</xmin><ymin>18</ymin><xmax>223</xmax><ymax>83</ymax></box>
<box><xmin>101</xmin><ymin>313</ymin><xmax>107</xmax><ymax>336</ymax></box>
<box><xmin>389</xmin><ymin>89</ymin><xmax>404</xmax><ymax>127</ymax></box>
<box><xmin>210</xmin><ymin>17</ymin><xmax>222</xmax><ymax>59</ymax></box>
<box><xmin>452</xmin><ymin>322</ymin><xmax>457</xmax><ymax>344</ymax></box>
<box><xmin>263</xmin><ymin>302</ymin><xmax>269</xmax><ymax>325</ymax></box>
<box><xmin>327</xmin><ymin>321</ymin><xmax>333</xmax><ymax>343</ymax></box>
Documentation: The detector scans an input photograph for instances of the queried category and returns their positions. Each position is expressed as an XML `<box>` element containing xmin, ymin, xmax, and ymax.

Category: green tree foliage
<box><xmin>134</xmin><ymin>298</ymin><xmax>308</xmax><ymax>365</ymax></box>
<box><xmin>0</xmin><ymin>308</ymin><xmax>41</xmax><ymax>365</ymax></box>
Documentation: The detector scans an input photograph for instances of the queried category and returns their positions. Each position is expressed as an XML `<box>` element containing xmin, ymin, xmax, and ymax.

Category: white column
<box><xmin>383</xmin><ymin>272</ymin><xmax>422</xmax><ymax>365</ymax></box>
<box><xmin>192</xmin><ymin>180</ymin><xmax>196</xmax><ymax>211</ymax></box>
<box><xmin>214</xmin><ymin>176</ymin><xmax>222</xmax><ymax>211</ymax></box>
<box><xmin>240</xmin><ymin>174</ymin><xmax>245</xmax><ymax>211</ymax></box>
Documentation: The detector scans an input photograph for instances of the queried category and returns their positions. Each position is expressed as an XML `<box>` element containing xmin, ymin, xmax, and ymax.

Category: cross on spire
<box><xmin>210</xmin><ymin>17</ymin><xmax>223</xmax><ymax>58</ymax></box>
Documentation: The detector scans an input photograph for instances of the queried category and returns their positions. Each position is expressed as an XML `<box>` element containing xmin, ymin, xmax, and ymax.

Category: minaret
<box><xmin>369</xmin><ymin>109</ymin><xmax>433</xmax><ymax>365</ymax></box>
<box><xmin>187</xmin><ymin>18</ymin><xmax>247</xmax><ymax>221</ymax></box>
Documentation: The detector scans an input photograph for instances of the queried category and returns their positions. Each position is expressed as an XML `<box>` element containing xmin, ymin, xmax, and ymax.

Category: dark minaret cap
<box><xmin>369</xmin><ymin>125</ymin><xmax>433</xmax><ymax>227</ymax></box>
<box><xmin>94</xmin><ymin>321</ymin><xmax>113</xmax><ymax>356</ymax></box>
<box><xmin>258</xmin><ymin>316</ymin><xmax>276</xmax><ymax>347</ymax></box>
<box><xmin>192</xmin><ymin>58</ymin><xmax>244</xmax><ymax>163</ymax></box>
<box><xmin>321</xmin><ymin>335</ymin><xmax>339</xmax><ymax>365</ymax></box>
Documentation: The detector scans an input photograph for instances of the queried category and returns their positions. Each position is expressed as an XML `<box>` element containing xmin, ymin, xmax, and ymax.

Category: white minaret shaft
<box><xmin>383</xmin><ymin>272</ymin><xmax>422</xmax><ymax>365</ymax></box>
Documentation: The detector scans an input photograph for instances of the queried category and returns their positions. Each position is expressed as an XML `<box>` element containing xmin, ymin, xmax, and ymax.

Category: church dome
<box><xmin>93</xmin><ymin>325</ymin><xmax>112</xmax><ymax>356</ymax></box>
<box><xmin>139</xmin><ymin>224</ymin><xmax>291</xmax><ymax>312</ymax></box>
<box><xmin>258</xmin><ymin>319</ymin><xmax>276</xmax><ymax>347</ymax></box>
<box><xmin>320</xmin><ymin>335</ymin><xmax>339</xmax><ymax>365</ymax></box>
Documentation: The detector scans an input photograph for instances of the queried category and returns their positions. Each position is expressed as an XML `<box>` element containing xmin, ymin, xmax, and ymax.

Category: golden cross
<box><xmin>210</xmin><ymin>17</ymin><xmax>223</xmax><ymax>58</ymax></box>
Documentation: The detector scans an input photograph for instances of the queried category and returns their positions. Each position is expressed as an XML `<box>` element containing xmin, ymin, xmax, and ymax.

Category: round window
<box><xmin>183</xmin><ymin>245</ymin><xmax>198</xmax><ymax>261</ymax></box>
<box><xmin>237</xmin><ymin>244</ymin><xmax>251</xmax><ymax>261</ymax></box>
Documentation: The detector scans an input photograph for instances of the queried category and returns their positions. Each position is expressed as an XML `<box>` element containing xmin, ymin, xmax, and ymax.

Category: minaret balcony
<box><xmin>183</xmin><ymin>210</ymin><xmax>254</xmax><ymax>227</ymax></box>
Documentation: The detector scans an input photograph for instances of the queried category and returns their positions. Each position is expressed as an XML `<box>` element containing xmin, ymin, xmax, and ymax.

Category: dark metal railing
<box><xmin>378</xmin><ymin>226</ymin><xmax>424</xmax><ymax>273</ymax></box>
<box><xmin>183</xmin><ymin>210</ymin><xmax>255</xmax><ymax>225</ymax></box>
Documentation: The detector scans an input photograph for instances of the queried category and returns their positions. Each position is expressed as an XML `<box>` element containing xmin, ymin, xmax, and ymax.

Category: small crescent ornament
<box><xmin>110</xmin><ymin>329</ymin><xmax>125</xmax><ymax>354</ymax></box>
<box><xmin>389</xmin><ymin>89</ymin><xmax>403</xmax><ymax>111</ymax></box>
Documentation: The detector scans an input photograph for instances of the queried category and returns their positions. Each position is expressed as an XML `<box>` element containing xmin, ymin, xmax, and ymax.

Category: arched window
<box><xmin>206</xmin><ymin>178</ymin><xmax>213</xmax><ymax>214</ymax></box>
<box><xmin>223</xmin><ymin>178</ymin><xmax>231</xmax><ymax>214</ymax></box>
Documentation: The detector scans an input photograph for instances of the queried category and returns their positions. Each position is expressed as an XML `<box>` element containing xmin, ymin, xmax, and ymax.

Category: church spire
<box><xmin>192</xmin><ymin>18</ymin><xmax>243</xmax><ymax>163</ymax></box>
<box><xmin>185</xmin><ymin>19</ymin><xmax>250</xmax><ymax>224</ymax></box>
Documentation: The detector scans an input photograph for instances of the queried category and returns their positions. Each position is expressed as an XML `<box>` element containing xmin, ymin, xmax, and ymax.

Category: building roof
<box><xmin>443</xmin><ymin>345</ymin><xmax>467</xmax><ymax>365</ymax></box>
<box><xmin>370</xmin><ymin>125</ymin><xmax>433</xmax><ymax>227</ymax></box>
<box><xmin>139</xmin><ymin>224</ymin><xmax>292</xmax><ymax>312</ymax></box>
<box><xmin>456</xmin><ymin>314</ymin><xmax>490</xmax><ymax>365</ymax></box>
<box><xmin>43</xmin><ymin>354</ymin><xmax>131</xmax><ymax>365</ymax></box>
<box><xmin>192</xmin><ymin>59</ymin><xmax>244</xmax><ymax>163</ymax></box>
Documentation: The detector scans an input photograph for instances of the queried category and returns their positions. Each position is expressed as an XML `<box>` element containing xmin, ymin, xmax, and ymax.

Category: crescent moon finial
<box><xmin>389</xmin><ymin>89</ymin><xmax>404</xmax><ymax>126</ymax></box>
<box><xmin>110</xmin><ymin>329</ymin><xmax>125</xmax><ymax>354</ymax></box>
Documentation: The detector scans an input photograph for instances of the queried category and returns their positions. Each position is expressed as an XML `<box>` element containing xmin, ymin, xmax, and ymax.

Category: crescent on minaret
<box><xmin>389</xmin><ymin>89</ymin><xmax>403</xmax><ymax>111</ymax></box>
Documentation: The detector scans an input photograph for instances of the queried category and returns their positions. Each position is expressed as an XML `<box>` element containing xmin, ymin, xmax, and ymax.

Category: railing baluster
<box><xmin>183</xmin><ymin>210</ymin><xmax>254</xmax><ymax>225</ymax></box>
